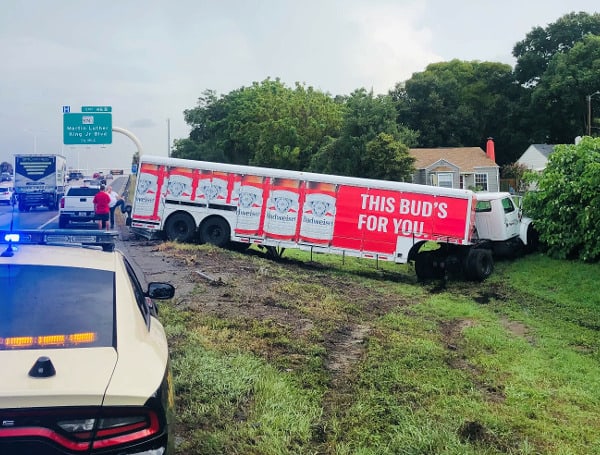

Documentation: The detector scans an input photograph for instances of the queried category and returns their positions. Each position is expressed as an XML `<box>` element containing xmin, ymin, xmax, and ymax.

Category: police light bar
<box><xmin>1</xmin><ymin>229</ymin><xmax>118</xmax><ymax>252</ymax></box>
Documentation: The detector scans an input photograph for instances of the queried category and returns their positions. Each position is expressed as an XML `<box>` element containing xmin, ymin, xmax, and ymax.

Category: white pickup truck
<box><xmin>58</xmin><ymin>186</ymin><xmax>100</xmax><ymax>228</ymax></box>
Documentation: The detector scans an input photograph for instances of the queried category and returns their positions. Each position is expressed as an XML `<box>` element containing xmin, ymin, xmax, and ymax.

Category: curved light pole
<box><xmin>587</xmin><ymin>91</ymin><xmax>600</xmax><ymax>136</ymax></box>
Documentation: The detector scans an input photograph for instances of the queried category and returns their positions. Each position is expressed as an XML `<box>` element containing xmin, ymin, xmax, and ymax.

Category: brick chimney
<box><xmin>486</xmin><ymin>137</ymin><xmax>495</xmax><ymax>162</ymax></box>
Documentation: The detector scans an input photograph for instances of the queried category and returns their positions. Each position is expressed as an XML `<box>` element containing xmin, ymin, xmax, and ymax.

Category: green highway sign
<box><xmin>82</xmin><ymin>106</ymin><xmax>112</xmax><ymax>113</ymax></box>
<box><xmin>63</xmin><ymin>113</ymin><xmax>113</xmax><ymax>145</ymax></box>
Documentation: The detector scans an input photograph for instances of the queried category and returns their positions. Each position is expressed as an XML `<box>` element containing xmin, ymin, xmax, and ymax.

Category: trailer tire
<box><xmin>199</xmin><ymin>216</ymin><xmax>230</xmax><ymax>247</ymax></box>
<box><xmin>415</xmin><ymin>251</ymin><xmax>436</xmax><ymax>280</ymax></box>
<box><xmin>465</xmin><ymin>249</ymin><xmax>493</xmax><ymax>281</ymax></box>
<box><xmin>165</xmin><ymin>213</ymin><xmax>197</xmax><ymax>243</ymax></box>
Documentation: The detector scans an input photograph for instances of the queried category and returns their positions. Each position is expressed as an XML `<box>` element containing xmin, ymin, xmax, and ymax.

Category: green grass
<box><xmin>158</xmin><ymin>246</ymin><xmax>600</xmax><ymax>454</ymax></box>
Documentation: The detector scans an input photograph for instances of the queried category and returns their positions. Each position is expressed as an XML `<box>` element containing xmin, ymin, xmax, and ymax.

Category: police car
<box><xmin>0</xmin><ymin>230</ymin><xmax>175</xmax><ymax>454</ymax></box>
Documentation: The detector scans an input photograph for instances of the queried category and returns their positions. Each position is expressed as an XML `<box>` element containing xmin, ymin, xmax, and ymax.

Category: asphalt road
<box><xmin>0</xmin><ymin>176</ymin><xmax>129</xmax><ymax>231</ymax></box>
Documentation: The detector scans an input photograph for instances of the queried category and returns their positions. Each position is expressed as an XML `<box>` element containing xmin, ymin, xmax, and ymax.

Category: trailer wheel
<box><xmin>199</xmin><ymin>216</ymin><xmax>230</xmax><ymax>247</ymax></box>
<box><xmin>465</xmin><ymin>249</ymin><xmax>493</xmax><ymax>281</ymax></box>
<box><xmin>165</xmin><ymin>213</ymin><xmax>197</xmax><ymax>243</ymax></box>
<box><xmin>415</xmin><ymin>251</ymin><xmax>436</xmax><ymax>280</ymax></box>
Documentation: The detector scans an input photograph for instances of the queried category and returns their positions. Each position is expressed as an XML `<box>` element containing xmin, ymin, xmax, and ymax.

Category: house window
<box><xmin>459</xmin><ymin>175</ymin><xmax>465</xmax><ymax>189</ymax></box>
<box><xmin>437</xmin><ymin>173</ymin><xmax>453</xmax><ymax>188</ymax></box>
<box><xmin>475</xmin><ymin>173</ymin><xmax>488</xmax><ymax>191</ymax></box>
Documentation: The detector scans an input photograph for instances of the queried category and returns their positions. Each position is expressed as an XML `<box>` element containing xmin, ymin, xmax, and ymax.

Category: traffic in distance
<box><xmin>0</xmin><ymin>170</ymin><xmax>129</xmax><ymax>232</ymax></box>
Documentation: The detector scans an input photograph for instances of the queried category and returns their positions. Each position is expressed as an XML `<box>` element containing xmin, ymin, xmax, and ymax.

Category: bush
<box><xmin>524</xmin><ymin>137</ymin><xmax>600</xmax><ymax>261</ymax></box>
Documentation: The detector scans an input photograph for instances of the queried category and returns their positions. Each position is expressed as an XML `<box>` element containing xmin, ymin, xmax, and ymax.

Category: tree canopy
<box><xmin>529</xmin><ymin>34</ymin><xmax>600</xmax><ymax>143</ymax></box>
<box><xmin>513</xmin><ymin>11</ymin><xmax>600</xmax><ymax>87</ymax></box>
<box><xmin>174</xmin><ymin>79</ymin><xmax>344</xmax><ymax>171</ymax></box>
<box><xmin>173</xmin><ymin>83</ymin><xmax>418</xmax><ymax>181</ymax></box>
<box><xmin>392</xmin><ymin>59</ymin><xmax>528</xmax><ymax>163</ymax></box>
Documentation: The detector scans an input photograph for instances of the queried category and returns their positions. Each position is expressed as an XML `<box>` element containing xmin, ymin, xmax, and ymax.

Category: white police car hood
<box><xmin>0</xmin><ymin>348</ymin><xmax>117</xmax><ymax>407</ymax></box>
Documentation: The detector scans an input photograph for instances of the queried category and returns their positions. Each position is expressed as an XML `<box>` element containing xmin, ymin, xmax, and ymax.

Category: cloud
<box><xmin>129</xmin><ymin>118</ymin><xmax>157</xmax><ymax>129</ymax></box>
<box><xmin>345</xmin><ymin>2</ymin><xmax>442</xmax><ymax>93</ymax></box>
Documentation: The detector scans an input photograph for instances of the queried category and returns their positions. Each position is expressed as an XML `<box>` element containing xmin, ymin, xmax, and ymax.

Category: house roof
<box><xmin>527</xmin><ymin>144</ymin><xmax>556</xmax><ymax>158</ymax></box>
<box><xmin>409</xmin><ymin>147</ymin><xmax>498</xmax><ymax>173</ymax></box>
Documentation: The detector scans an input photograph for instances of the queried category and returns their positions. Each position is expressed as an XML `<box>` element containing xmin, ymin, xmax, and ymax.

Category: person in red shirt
<box><xmin>93</xmin><ymin>185</ymin><xmax>112</xmax><ymax>230</ymax></box>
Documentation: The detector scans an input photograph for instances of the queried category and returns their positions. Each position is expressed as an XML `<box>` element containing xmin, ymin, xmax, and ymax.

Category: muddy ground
<box><xmin>114</xmin><ymin>224</ymin><xmax>422</xmax><ymax>378</ymax></box>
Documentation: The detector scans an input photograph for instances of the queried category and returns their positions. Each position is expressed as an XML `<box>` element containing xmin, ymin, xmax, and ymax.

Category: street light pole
<box><xmin>587</xmin><ymin>91</ymin><xmax>600</xmax><ymax>136</ymax></box>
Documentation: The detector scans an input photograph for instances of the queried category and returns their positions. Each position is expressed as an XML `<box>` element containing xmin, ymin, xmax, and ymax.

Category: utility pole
<box><xmin>587</xmin><ymin>91</ymin><xmax>600</xmax><ymax>136</ymax></box>
<box><xmin>167</xmin><ymin>118</ymin><xmax>171</xmax><ymax>157</ymax></box>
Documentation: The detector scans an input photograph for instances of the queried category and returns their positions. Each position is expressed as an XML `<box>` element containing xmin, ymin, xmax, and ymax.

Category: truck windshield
<box><xmin>0</xmin><ymin>265</ymin><xmax>115</xmax><ymax>350</ymax></box>
<box><xmin>67</xmin><ymin>187</ymin><xmax>100</xmax><ymax>196</ymax></box>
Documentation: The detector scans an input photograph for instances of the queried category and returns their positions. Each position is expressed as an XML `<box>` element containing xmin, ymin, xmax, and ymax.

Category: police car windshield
<box><xmin>0</xmin><ymin>265</ymin><xmax>114</xmax><ymax>350</ymax></box>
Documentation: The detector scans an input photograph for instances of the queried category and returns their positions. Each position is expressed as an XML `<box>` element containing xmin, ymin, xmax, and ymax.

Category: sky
<box><xmin>1</xmin><ymin>0</ymin><xmax>598</xmax><ymax>173</ymax></box>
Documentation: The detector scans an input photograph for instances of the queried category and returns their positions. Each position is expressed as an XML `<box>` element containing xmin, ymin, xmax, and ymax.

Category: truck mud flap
<box><xmin>129</xmin><ymin>227</ymin><xmax>164</xmax><ymax>240</ymax></box>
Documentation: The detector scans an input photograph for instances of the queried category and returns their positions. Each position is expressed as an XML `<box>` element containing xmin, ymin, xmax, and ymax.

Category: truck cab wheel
<box><xmin>165</xmin><ymin>213</ymin><xmax>197</xmax><ymax>242</ymax></box>
<box><xmin>199</xmin><ymin>216</ymin><xmax>230</xmax><ymax>247</ymax></box>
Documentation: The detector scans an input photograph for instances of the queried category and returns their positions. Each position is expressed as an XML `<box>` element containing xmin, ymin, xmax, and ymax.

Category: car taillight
<box><xmin>60</xmin><ymin>197</ymin><xmax>65</xmax><ymax>208</ymax></box>
<box><xmin>59</xmin><ymin>409</ymin><xmax>160</xmax><ymax>449</ymax></box>
<box><xmin>0</xmin><ymin>407</ymin><xmax>162</xmax><ymax>451</ymax></box>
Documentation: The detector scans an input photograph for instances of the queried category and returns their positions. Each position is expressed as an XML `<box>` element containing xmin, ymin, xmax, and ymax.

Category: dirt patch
<box><xmin>440</xmin><ymin>318</ymin><xmax>506</xmax><ymax>403</ymax></box>
<box><xmin>115</xmin><ymin>230</ymin><xmax>411</xmax><ymax>378</ymax></box>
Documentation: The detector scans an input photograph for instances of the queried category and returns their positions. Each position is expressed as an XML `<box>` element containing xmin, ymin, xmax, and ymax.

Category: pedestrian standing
<box><xmin>107</xmin><ymin>185</ymin><xmax>126</xmax><ymax>229</ymax></box>
<box><xmin>93</xmin><ymin>184</ymin><xmax>111</xmax><ymax>230</ymax></box>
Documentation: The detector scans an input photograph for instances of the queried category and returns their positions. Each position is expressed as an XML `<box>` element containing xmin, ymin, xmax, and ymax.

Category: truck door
<box><xmin>500</xmin><ymin>196</ymin><xmax>520</xmax><ymax>239</ymax></box>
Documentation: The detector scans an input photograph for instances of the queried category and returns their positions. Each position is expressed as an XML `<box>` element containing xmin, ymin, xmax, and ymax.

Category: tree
<box><xmin>363</xmin><ymin>133</ymin><xmax>415</xmax><ymax>181</ymax></box>
<box><xmin>173</xmin><ymin>79</ymin><xmax>344</xmax><ymax>170</ymax></box>
<box><xmin>513</xmin><ymin>11</ymin><xmax>600</xmax><ymax>87</ymax></box>
<box><xmin>523</xmin><ymin>137</ymin><xmax>600</xmax><ymax>261</ymax></box>
<box><xmin>314</xmin><ymin>88</ymin><xmax>418</xmax><ymax>179</ymax></box>
<box><xmin>528</xmin><ymin>34</ymin><xmax>600</xmax><ymax>143</ymax></box>
<box><xmin>393</xmin><ymin>60</ymin><xmax>528</xmax><ymax>164</ymax></box>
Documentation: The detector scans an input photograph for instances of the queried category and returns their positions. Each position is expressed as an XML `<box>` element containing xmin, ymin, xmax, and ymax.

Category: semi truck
<box><xmin>129</xmin><ymin>155</ymin><xmax>537</xmax><ymax>281</ymax></box>
<box><xmin>14</xmin><ymin>154</ymin><xmax>67</xmax><ymax>212</ymax></box>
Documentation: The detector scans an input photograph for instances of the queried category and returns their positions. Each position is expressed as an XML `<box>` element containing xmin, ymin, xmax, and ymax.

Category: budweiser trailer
<box><xmin>130</xmin><ymin>155</ymin><xmax>536</xmax><ymax>281</ymax></box>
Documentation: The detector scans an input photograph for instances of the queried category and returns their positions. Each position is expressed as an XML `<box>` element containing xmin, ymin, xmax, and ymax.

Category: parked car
<box><xmin>0</xmin><ymin>229</ymin><xmax>176</xmax><ymax>454</ymax></box>
<box><xmin>59</xmin><ymin>186</ymin><xmax>104</xmax><ymax>228</ymax></box>
<box><xmin>0</xmin><ymin>186</ymin><xmax>14</xmax><ymax>205</ymax></box>
<box><xmin>67</xmin><ymin>171</ymin><xmax>84</xmax><ymax>182</ymax></box>
<box><xmin>0</xmin><ymin>172</ymin><xmax>12</xmax><ymax>182</ymax></box>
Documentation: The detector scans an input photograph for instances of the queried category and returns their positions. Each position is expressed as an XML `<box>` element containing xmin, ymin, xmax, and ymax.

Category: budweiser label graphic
<box><xmin>264</xmin><ymin>178</ymin><xmax>300</xmax><ymax>239</ymax></box>
<box><xmin>196</xmin><ymin>171</ymin><xmax>228</xmax><ymax>202</ymax></box>
<box><xmin>167</xmin><ymin>171</ymin><xmax>193</xmax><ymax>200</ymax></box>
<box><xmin>135</xmin><ymin>171</ymin><xmax>159</xmax><ymax>217</ymax></box>
<box><xmin>235</xmin><ymin>175</ymin><xmax>264</xmax><ymax>234</ymax></box>
<box><xmin>300</xmin><ymin>182</ymin><xmax>336</xmax><ymax>243</ymax></box>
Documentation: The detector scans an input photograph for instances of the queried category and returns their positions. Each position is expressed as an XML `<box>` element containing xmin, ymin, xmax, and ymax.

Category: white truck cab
<box><xmin>473</xmin><ymin>192</ymin><xmax>536</xmax><ymax>257</ymax></box>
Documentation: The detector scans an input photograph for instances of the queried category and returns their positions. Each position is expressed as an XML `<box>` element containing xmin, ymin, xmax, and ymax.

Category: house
<box><xmin>515</xmin><ymin>144</ymin><xmax>556</xmax><ymax>172</ymax></box>
<box><xmin>409</xmin><ymin>141</ymin><xmax>499</xmax><ymax>192</ymax></box>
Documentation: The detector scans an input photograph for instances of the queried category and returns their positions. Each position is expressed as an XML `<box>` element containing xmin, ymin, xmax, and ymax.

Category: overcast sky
<box><xmin>1</xmin><ymin>0</ymin><xmax>598</xmax><ymax>172</ymax></box>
